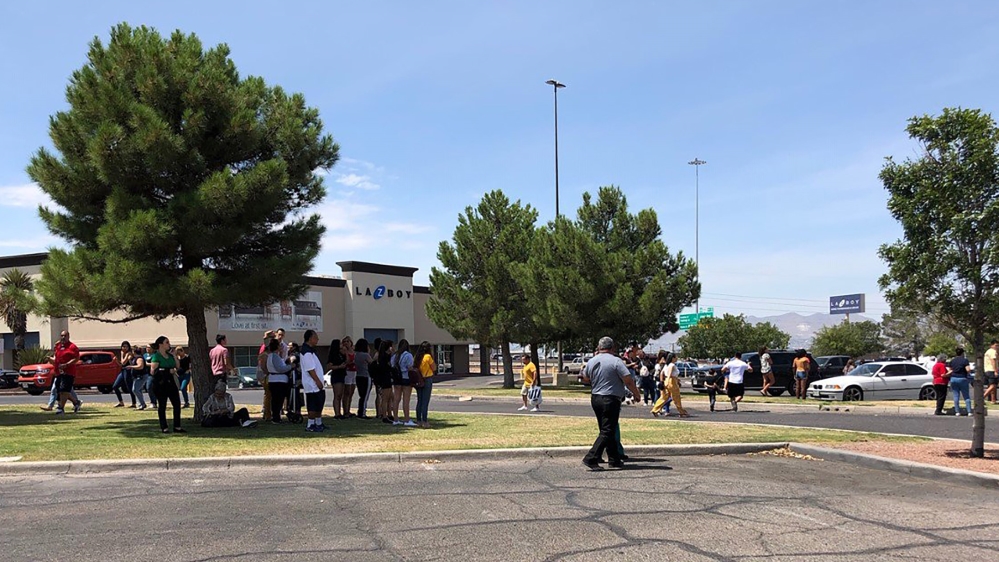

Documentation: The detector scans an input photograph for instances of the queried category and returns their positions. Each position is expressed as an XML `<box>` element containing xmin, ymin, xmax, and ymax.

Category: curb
<box><xmin>0</xmin><ymin>442</ymin><xmax>787</xmax><ymax>476</ymax></box>
<box><xmin>788</xmin><ymin>443</ymin><xmax>999</xmax><ymax>491</ymax></box>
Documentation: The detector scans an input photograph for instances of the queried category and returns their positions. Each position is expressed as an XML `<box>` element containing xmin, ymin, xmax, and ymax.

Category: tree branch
<box><xmin>62</xmin><ymin>312</ymin><xmax>157</xmax><ymax>324</ymax></box>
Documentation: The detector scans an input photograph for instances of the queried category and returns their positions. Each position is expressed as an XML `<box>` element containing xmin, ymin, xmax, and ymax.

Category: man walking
<box><xmin>985</xmin><ymin>340</ymin><xmax>998</xmax><ymax>405</ymax></box>
<box><xmin>581</xmin><ymin>337</ymin><xmax>641</xmax><ymax>471</ymax></box>
<box><xmin>300</xmin><ymin>329</ymin><xmax>327</xmax><ymax>432</ymax></box>
<box><xmin>518</xmin><ymin>354</ymin><xmax>540</xmax><ymax>412</ymax></box>
<box><xmin>721</xmin><ymin>352</ymin><xmax>752</xmax><ymax>412</ymax></box>
<box><xmin>50</xmin><ymin>330</ymin><xmax>82</xmax><ymax>414</ymax></box>
<box><xmin>210</xmin><ymin>334</ymin><xmax>234</xmax><ymax>386</ymax></box>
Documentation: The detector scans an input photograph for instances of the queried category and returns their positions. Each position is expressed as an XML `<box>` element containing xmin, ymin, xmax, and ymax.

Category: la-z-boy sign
<box><xmin>355</xmin><ymin>285</ymin><xmax>412</xmax><ymax>300</ymax></box>
<box><xmin>829</xmin><ymin>293</ymin><xmax>865</xmax><ymax>314</ymax></box>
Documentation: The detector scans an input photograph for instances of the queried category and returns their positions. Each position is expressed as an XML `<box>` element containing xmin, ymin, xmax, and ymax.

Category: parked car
<box><xmin>676</xmin><ymin>361</ymin><xmax>699</xmax><ymax>378</ymax></box>
<box><xmin>806</xmin><ymin>361</ymin><xmax>935</xmax><ymax>401</ymax></box>
<box><xmin>816</xmin><ymin>355</ymin><xmax>851</xmax><ymax>378</ymax></box>
<box><xmin>16</xmin><ymin>351</ymin><xmax>121</xmax><ymax>395</ymax></box>
<box><xmin>230</xmin><ymin>366</ymin><xmax>263</xmax><ymax>389</ymax></box>
<box><xmin>0</xmin><ymin>369</ymin><xmax>20</xmax><ymax>389</ymax></box>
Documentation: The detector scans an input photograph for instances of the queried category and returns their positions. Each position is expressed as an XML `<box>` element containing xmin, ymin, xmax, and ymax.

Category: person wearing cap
<box><xmin>201</xmin><ymin>381</ymin><xmax>258</xmax><ymax>428</ymax></box>
<box><xmin>581</xmin><ymin>336</ymin><xmax>641</xmax><ymax>471</ymax></box>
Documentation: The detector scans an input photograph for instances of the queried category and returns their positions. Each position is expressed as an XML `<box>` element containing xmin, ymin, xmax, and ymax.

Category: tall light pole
<box><xmin>688</xmin><ymin>158</ymin><xmax>706</xmax><ymax>315</ymax></box>
<box><xmin>546</xmin><ymin>78</ymin><xmax>566</xmax><ymax>374</ymax></box>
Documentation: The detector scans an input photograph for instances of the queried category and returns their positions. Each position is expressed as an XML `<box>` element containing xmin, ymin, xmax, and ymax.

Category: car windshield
<box><xmin>817</xmin><ymin>357</ymin><xmax>831</xmax><ymax>367</ymax></box>
<box><xmin>238</xmin><ymin>367</ymin><xmax>256</xmax><ymax>376</ymax></box>
<box><xmin>846</xmin><ymin>363</ymin><xmax>881</xmax><ymax>377</ymax></box>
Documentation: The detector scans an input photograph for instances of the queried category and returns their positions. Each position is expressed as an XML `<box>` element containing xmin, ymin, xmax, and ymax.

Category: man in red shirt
<box><xmin>932</xmin><ymin>354</ymin><xmax>949</xmax><ymax>416</ymax></box>
<box><xmin>51</xmin><ymin>330</ymin><xmax>81</xmax><ymax>415</ymax></box>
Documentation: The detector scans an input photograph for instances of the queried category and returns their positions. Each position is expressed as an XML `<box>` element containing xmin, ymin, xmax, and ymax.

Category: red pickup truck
<box><xmin>16</xmin><ymin>350</ymin><xmax>121</xmax><ymax>395</ymax></box>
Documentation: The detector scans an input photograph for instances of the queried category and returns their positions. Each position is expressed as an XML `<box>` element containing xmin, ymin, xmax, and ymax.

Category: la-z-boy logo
<box><xmin>357</xmin><ymin>285</ymin><xmax>412</xmax><ymax>299</ymax></box>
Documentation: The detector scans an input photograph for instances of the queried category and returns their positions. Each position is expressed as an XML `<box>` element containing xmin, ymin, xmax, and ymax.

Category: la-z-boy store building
<box><xmin>0</xmin><ymin>253</ymin><xmax>471</xmax><ymax>374</ymax></box>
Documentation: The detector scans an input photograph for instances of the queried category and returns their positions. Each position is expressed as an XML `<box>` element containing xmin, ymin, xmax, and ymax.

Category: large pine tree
<box><xmin>27</xmin><ymin>24</ymin><xmax>338</xmax><ymax>419</ymax></box>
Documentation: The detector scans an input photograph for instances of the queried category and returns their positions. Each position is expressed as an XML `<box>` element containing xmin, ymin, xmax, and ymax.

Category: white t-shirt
<box><xmin>300</xmin><ymin>350</ymin><xmax>324</xmax><ymax>393</ymax></box>
<box><xmin>724</xmin><ymin>359</ymin><xmax>750</xmax><ymax>384</ymax></box>
<box><xmin>760</xmin><ymin>353</ymin><xmax>772</xmax><ymax>374</ymax></box>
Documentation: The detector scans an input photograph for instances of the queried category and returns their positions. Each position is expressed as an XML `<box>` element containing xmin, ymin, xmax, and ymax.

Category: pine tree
<box><xmin>27</xmin><ymin>24</ymin><xmax>338</xmax><ymax>420</ymax></box>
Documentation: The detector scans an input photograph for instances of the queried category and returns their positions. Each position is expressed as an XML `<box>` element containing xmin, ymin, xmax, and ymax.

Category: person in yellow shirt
<box><xmin>414</xmin><ymin>341</ymin><xmax>436</xmax><ymax>428</ymax></box>
<box><xmin>984</xmin><ymin>340</ymin><xmax>998</xmax><ymax>404</ymax></box>
<box><xmin>519</xmin><ymin>354</ymin><xmax>540</xmax><ymax>412</ymax></box>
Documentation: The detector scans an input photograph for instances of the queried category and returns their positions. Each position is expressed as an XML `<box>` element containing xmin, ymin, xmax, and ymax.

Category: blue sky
<box><xmin>2</xmin><ymin>1</ymin><xmax>998</xmax><ymax>318</ymax></box>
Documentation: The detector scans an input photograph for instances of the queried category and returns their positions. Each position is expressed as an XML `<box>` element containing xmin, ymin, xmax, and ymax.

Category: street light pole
<box><xmin>546</xmin><ymin>78</ymin><xmax>566</xmax><ymax>375</ymax></box>
<box><xmin>688</xmin><ymin>158</ymin><xmax>706</xmax><ymax>315</ymax></box>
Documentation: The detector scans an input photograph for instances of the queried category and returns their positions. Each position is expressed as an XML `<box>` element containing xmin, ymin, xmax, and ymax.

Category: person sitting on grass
<box><xmin>201</xmin><ymin>381</ymin><xmax>258</xmax><ymax>428</ymax></box>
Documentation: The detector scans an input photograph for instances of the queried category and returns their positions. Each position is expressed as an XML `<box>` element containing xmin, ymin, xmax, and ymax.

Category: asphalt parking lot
<box><xmin>3</xmin><ymin>454</ymin><xmax>996</xmax><ymax>561</ymax></box>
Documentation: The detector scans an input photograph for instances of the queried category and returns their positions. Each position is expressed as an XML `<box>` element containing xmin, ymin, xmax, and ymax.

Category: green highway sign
<box><xmin>678</xmin><ymin>308</ymin><xmax>714</xmax><ymax>330</ymax></box>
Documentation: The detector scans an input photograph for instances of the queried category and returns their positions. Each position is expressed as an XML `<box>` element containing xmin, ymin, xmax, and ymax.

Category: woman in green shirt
<box><xmin>149</xmin><ymin>335</ymin><xmax>185</xmax><ymax>434</ymax></box>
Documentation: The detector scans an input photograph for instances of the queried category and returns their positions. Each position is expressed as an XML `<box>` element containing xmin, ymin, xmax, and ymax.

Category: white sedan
<box><xmin>806</xmin><ymin>361</ymin><xmax>936</xmax><ymax>401</ymax></box>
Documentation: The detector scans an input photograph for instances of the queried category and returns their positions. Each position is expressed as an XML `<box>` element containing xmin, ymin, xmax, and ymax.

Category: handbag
<box><xmin>527</xmin><ymin>385</ymin><xmax>542</xmax><ymax>406</ymax></box>
<box><xmin>409</xmin><ymin>367</ymin><xmax>425</xmax><ymax>388</ymax></box>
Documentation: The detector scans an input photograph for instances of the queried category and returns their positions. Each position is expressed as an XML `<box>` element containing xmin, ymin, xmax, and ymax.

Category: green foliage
<box><xmin>677</xmin><ymin>314</ymin><xmax>790</xmax><ymax>359</ymax></box>
<box><xmin>878</xmin><ymin>107</ymin><xmax>999</xmax><ymax>456</ymax></box>
<box><xmin>426</xmin><ymin>191</ymin><xmax>538</xmax><ymax>387</ymax></box>
<box><xmin>26</xmin><ymin>23</ymin><xmax>338</xmax><ymax>418</ymax></box>
<box><xmin>0</xmin><ymin>268</ymin><xmax>34</xmax><ymax>348</ymax></box>
<box><xmin>810</xmin><ymin>321</ymin><xmax>884</xmax><ymax>358</ymax></box>
<box><xmin>922</xmin><ymin>332</ymin><xmax>964</xmax><ymax>358</ymax></box>
<box><xmin>15</xmin><ymin>347</ymin><xmax>52</xmax><ymax>369</ymax></box>
<box><xmin>523</xmin><ymin>187</ymin><xmax>699</xmax><ymax>345</ymax></box>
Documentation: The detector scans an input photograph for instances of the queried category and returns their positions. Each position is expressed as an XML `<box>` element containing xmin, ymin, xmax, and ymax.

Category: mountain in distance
<box><xmin>647</xmin><ymin>312</ymin><xmax>877</xmax><ymax>353</ymax></box>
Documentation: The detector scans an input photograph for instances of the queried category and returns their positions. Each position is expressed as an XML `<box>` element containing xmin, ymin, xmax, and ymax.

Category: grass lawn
<box><xmin>445</xmin><ymin>386</ymin><xmax>999</xmax><ymax>410</ymax></box>
<box><xmin>0</xmin><ymin>404</ymin><xmax>925</xmax><ymax>462</ymax></box>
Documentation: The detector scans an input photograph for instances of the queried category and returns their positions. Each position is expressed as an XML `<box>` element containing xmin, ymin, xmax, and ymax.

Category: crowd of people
<box><xmin>40</xmin><ymin>328</ymin><xmax>440</xmax><ymax>433</ymax></box>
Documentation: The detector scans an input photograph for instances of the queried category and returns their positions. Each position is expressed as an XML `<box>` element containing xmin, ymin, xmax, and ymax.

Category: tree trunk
<box><xmin>529</xmin><ymin>342</ymin><xmax>541</xmax><ymax>383</ymax></box>
<box><xmin>501</xmin><ymin>339</ymin><xmax>515</xmax><ymax>389</ymax></box>
<box><xmin>971</xmin><ymin>329</ymin><xmax>986</xmax><ymax>458</ymax></box>
<box><xmin>184</xmin><ymin>306</ymin><xmax>213</xmax><ymax>423</ymax></box>
<box><xmin>479</xmin><ymin>345</ymin><xmax>490</xmax><ymax>376</ymax></box>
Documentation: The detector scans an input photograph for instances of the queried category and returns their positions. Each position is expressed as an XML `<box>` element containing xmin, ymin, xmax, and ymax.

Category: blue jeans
<box><xmin>415</xmin><ymin>378</ymin><xmax>433</xmax><ymax>423</ymax></box>
<box><xmin>145</xmin><ymin>373</ymin><xmax>158</xmax><ymax>407</ymax></box>
<box><xmin>951</xmin><ymin>377</ymin><xmax>971</xmax><ymax>412</ymax></box>
<box><xmin>131</xmin><ymin>374</ymin><xmax>148</xmax><ymax>408</ymax></box>
<box><xmin>177</xmin><ymin>373</ymin><xmax>191</xmax><ymax>406</ymax></box>
<box><xmin>47</xmin><ymin>379</ymin><xmax>78</xmax><ymax>408</ymax></box>
<box><xmin>112</xmin><ymin>370</ymin><xmax>134</xmax><ymax>404</ymax></box>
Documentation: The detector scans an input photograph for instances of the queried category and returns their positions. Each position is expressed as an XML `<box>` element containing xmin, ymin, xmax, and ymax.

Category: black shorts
<box><xmin>727</xmin><ymin>383</ymin><xmax>745</xmax><ymax>399</ymax></box>
<box><xmin>55</xmin><ymin>375</ymin><xmax>75</xmax><ymax>393</ymax></box>
<box><xmin>305</xmin><ymin>390</ymin><xmax>325</xmax><ymax>412</ymax></box>
<box><xmin>330</xmin><ymin>371</ymin><xmax>346</xmax><ymax>385</ymax></box>
<box><xmin>391</xmin><ymin>371</ymin><xmax>405</xmax><ymax>386</ymax></box>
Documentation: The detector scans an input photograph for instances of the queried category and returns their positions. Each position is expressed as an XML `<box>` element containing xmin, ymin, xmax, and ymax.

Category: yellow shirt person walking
<box><xmin>519</xmin><ymin>354</ymin><xmax>540</xmax><ymax>412</ymax></box>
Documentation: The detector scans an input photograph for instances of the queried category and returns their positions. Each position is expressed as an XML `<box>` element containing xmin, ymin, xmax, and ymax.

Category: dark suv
<box><xmin>816</xmin><ymin>355</ymin><xmax>851</xmax><ymax>378</ymax></box>
<box><xmin>692</xmin><ymin>350</ymin><xmax>797</xmax><ymax>396</ymax></box>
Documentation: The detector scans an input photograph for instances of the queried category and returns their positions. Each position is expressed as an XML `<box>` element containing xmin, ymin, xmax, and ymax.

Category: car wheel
<box><xmin>843</xmin><ymin>386</ymin><xmax>864</xmax><ymax>401</ymax></box>
<box><xmin>26</xmin><ymin>387</ymin><xmax>44</xmax><ymax>396</ymax></box>
<box><xmin>919</xmin><ymin>386</ymin><xmax>935</xmax><ymax>401</ymax></box>
<box><xmin>97</xmin><ymin>385</ymin><xmax>113</xmax><ymax>394</ymax></box>
<box><xmin>768</xmin><ymin>388</ymin><xmax>785</xmax><ymax>396</ymax></box>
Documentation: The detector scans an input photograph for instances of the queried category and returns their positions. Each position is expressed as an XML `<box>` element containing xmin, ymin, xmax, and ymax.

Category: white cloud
<box><xmin>383</xmin><ymin>222</ymin><xmax>434</xmax><ymax>235</ymax></box>
<box><xmin>0</xmin><ymin>235</ymin><xmax>60</xmax><ymax>249</ymax></box>
<box><xmin>339</xmin><ymin>157</ymin><xmax>382</xmax><ymax>173</ymax></box>
<box><xmin>335</xmin><ymin>173</ymin><xmax>380</xmax><ymax>191</ymax></box>
<box><xmin>0</xmin><ymin>183</ymin><xmax>53</xmax><ymax>208</ymax></box>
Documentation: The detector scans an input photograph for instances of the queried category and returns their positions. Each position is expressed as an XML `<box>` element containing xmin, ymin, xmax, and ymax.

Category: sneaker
<box><xmin>305</xmin><ymin>425</ymin><xmax>320</xmax><ymax>432</ymax></box>
<box><xmin>73</xmin><ymin>401</ymin><xmax>82</xmax><ymax>413</ymax></box>
<box><xmin>404</xmin><ymin>420</ymin><xmax>418</xmax><ymax>427</ymax></box>
<box><xmin>530</xmin><ymin>407</ymin><xmax>540</xmax><ymax>412</ymax></box>
<box><xmin>55</xmin><ymin>408</ymin><xmax>65</xmax><ymax>415</ymax></box>
<box><xmin>242</xmin><ymin>420</ymin><xmax>258</xmax><ymax>428</ymax></box>
<box><xmin>382</xmin><ymin>417</ymin><xmax>393</xmax><ymax>424</ymax></box>
<box><xmin>517</xmin><ymin>406</ymin><xmax>528</xmax><ymax>411</ymax></box>
<box><xmin>114</xmin><ymin>403</ymin><xmax>124</xmax><ymax>408</ymax></box>
<box><xmin>607</xmin><ymin>462</ymin><xmax>625</xmax><ymax>470</ymax></box>
<box><xmin>317</xmin><ymin>424</ymin><xmax>327</xmax><ymax>432</ymax></box>
<box><xmin>393</xmin><ymin>420</ymin><xmax>403</xmax><ymax>426</ymax></box>
<box><xmin>137</xmin><ymin>405</ymin><xmax>147</xmax><ymax>411</ymax></box>
<box><xmin>40</xmin><ymin>406</ymin><xmax>53</xmax><ymax>411</ymax></box>
<box><xmin>173</xmin><ymin>428</ymin><xmax>186</xmax><ymax>434</ymax></box>
<box><xmin>732</xmin><ymin>401</ymin><xmax>739</xmax><ymax>412</ymax></box>
<box><xmin>582</xmin><ymin>460</ymin><xmax>604</xmax><ymax>472</ymax></box>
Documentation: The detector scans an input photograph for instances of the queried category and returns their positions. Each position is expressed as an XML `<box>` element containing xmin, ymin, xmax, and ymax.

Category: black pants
<box><xmin>356</xmin><ymin>376</ymin><xmax>371</xmax><ymax>415</ymax></box>
<box><xmin>934</xmin><ymin>383</ymin><xmax>948</xmax><ymax>414</ymax></box>
<box><xmin>201</xmin><ymin>408</ymin><xmax>250</xmax><ymax>428</ymax></box>
<box><xmin>583</xmin><ymin>394</ymin><xmax>623</xmax><ymax>466</ymax></box>
<box><xmin>707</xmin><ymin>387</ymin><xmax>717</xmax><ymax>407</ymax></box>
<box><xmin>639</xmin><ymin>377</ymin><xmax>656</xmax><ymax>404</ymax></box>
<box><xmin>153</xmin><ymin>372</ymin><xmax>181</xmax><ymax>431</ymax></box>
<box><xmin>269</xmin><ymin>381</ymin><xmax>290</xmax><ymax>422</ymax></box>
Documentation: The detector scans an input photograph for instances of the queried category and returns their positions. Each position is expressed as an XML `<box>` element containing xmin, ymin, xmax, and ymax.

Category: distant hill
<box><xmin>647</xmin><ymin>312</ymin><xmax>877</xmax><ymax>353</ymax></box>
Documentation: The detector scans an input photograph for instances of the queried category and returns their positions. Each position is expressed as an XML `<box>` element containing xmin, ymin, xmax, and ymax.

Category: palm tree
<box><xmin>0</xmin><ymin>268</ymin><xmax>34</xmax><ymax>365</ymax></box>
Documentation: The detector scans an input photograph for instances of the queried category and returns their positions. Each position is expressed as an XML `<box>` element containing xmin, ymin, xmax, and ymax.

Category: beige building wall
<box><xmin>340</xmin><ymin>263</ymin><xmax>417</xmax><ymax>343</ymax></box>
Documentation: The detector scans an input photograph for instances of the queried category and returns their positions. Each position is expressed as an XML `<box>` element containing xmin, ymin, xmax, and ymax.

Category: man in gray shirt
<box><xmin>581</xmin><ymin>336</ymin><xmax>642</xmax><ymax>470</ymax></box>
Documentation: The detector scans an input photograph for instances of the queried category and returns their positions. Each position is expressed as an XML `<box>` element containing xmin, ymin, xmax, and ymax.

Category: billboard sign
<box><xmin>829</xmin><ymin>293</ymin><xmax>865</xmax><ymax>315</ymax></box>
<box><xmin>218</xmin><ymin>291</ymin><xmax>323</xmax><ymax>332</ymax></box>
